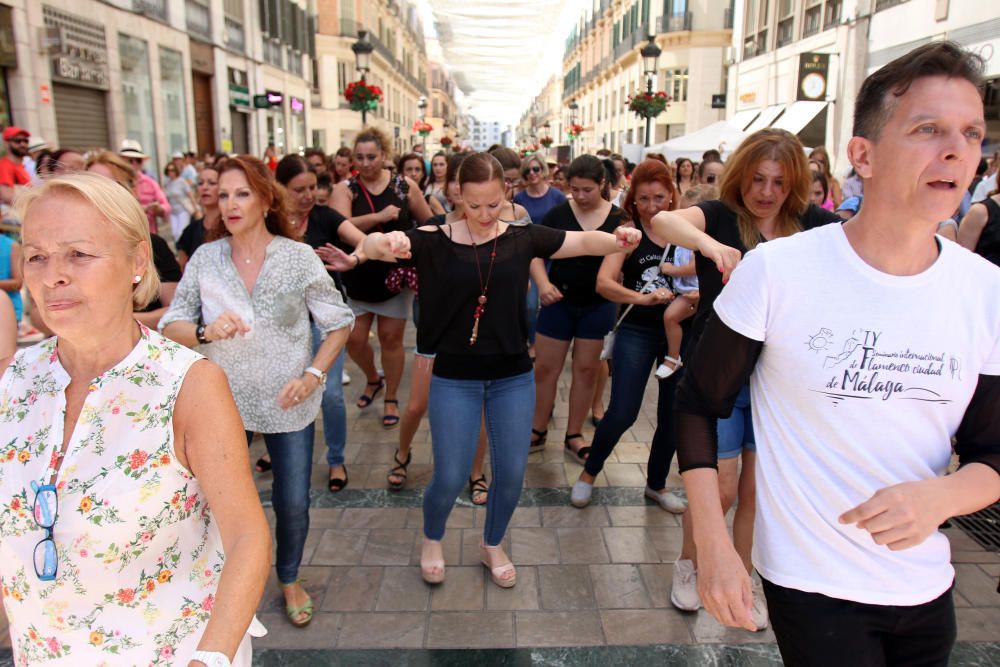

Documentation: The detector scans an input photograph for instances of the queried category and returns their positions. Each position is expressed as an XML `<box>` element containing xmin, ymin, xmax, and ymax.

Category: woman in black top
<box><xmin>176</xmin><ymin>164</ymin><xmax>222</xmax><ymax>270</ymax></box>
<box><xmin>530</xmin><ymin>155</ymin><xmax>622</xmax><ymax>463</ymax></box>
<box><xmin>361</xmin><ymin>152</ymin><xmax>640</xmax><ymax>589</ymax></box>
<box><xmin>277</xmin><ymin>155</ymin><xmax>365</xmax><ymax>491</ymax></box>
<box><xmin>650</xmin><ymin>129</ymin><xmax>841</xmax><ymax>624</ymax></box>
<box><xmin>332</xmin><ymin>128</ymin><xmax>433</xmax><ymax>428</ymax></box>
<box><xmin>569</xmin><ymin>159</ymin><xmax>687</xmax><ymax>513</ymax></box>
<box><xmin>958</xmin><ymin>185</ymin><xmax>1000</xmax><ymax>267</ymax></box>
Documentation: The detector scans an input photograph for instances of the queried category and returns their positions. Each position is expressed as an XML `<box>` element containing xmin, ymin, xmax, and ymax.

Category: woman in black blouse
<box><xmin>332</xmin><ymin>128</ymin><xmax>433</xmax><ymax>428</ymax></box>
<box><xmin>176</xmin><ymin>164</ymin><xmax>222</xmax><ymax>270</ymax></box>
<box><xmin>277</xmin><ymin>155</ymin><xmax>365</xmax><ymax>491</ymax></box>
<box><xmin>650</xmin><ymin>129</ymin><xmax>841</xmax><ymax>625</ymax></box>
<box><xmin>530</xmin><ymin>156</ymin><xmax>622</xmax><ymax>463</ymax></box>
<box><xmin>361</xmin><ymin>152</ymin><xmax>641</xmax><ymax>589</ymax></box>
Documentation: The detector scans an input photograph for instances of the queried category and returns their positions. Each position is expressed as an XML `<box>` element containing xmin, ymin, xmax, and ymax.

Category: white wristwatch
<box><xmin>191</xmin><ymin>650</ymin><xmax>231</xmax><ymax>667</ymax></box>
<box><xmin>304</xmin><ymin>365</ymin><xmax>328</xmax><ymax>385</ymax></box>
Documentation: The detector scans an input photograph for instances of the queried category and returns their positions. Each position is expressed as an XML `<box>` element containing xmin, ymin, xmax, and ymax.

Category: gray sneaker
<box><xmin>645</xmin><ymin>486</ymin><xmax>687</xmax><ymax>514</ymax></box>
<box><xmin>570</xmin><ymin>479</ymin><xmax>593</xmax><ymax>508</ymax></box>
<box><xmin>670</xmin><ymin>559</ymin><xmax>702</xmax><ymax>611</ymax></box>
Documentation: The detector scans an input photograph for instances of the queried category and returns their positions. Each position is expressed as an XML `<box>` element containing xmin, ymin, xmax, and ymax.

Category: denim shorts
<box><xmin>536</xmin><ymin>299</ymin><xmax>617</xmax><ymax>342</ymax></box>
<box><xmin>718</xmin><ymin>383</ymin><xmax>756</xmax><ymax>459</ymax></box>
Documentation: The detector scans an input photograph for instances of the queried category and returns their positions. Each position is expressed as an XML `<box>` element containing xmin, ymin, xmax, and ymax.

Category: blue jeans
<box><xmin>526</xmin><ymin>280</ymin><xmax>540</xmax><ymax>345</ymax></box>
<box><xmin>311</xmin><ymin>322</ymin><xmax>348</xmax><ymax>466</ymax></box>
<box><xmin>424</xmin><ymin>370</ymin><xmax>534</xmax><ymax>545</ymax></box>
<box><xmin>584</xmin><ymin>324</ymin><xmax>683</xmax><ymax>490</ymax></box>
<box><xmin>246</xmin><ymin>425</ymin><xmax>315</xmax><ymax>584</ymax></box>
<box><xmin>718</xmin><ymin>383</ymin><xmax>756</xmax><ymax>459</ymax></box>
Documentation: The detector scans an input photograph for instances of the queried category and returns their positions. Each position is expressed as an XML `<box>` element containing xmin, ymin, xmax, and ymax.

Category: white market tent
<box><xmin>643</xmin><ymin>120</ymin><xmax>749</xmax><ymax>162</ymax></box>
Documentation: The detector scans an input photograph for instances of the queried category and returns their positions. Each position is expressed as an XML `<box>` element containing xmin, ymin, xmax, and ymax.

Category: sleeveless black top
<box><xmin>342</xmin><ymin>174</ymin><xmax>411</xmax><ymax>303</ymax></box>
<box><xmin>975</xmin><ymin>198</ymin><xmax>1000</xmax><ymax>268</ymax></box>
<box><xmin>620</xmin><ymin>228</ymin><xmax>675</xmax><ymax>330</ymax></box>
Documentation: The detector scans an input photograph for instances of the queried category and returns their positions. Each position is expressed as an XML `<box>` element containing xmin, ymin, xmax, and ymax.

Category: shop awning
<box><xmin>728</xmin><ymin>108</ymin><xmax>760</xmax><ymax>131</ymax></box>
<box><xmin>771</xmin><ymin>101</ymin><xmax>828</xmax><ymax>135</ymax></box>
<box><xmin>744</xmin><ymin>104</ymin><xmax>785</xmax><ymax>133</ymax></box>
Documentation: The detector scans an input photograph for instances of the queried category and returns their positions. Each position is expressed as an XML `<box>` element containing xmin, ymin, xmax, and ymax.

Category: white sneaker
<box><xmin>341</xmin><ymin>370</ymin><xmax>351</xmax><ymax>385</ymax></box>
<box><xmin>751</xmin><ymin>583</ymin><xmax>769</xmax><ymax>631</ymax></box>
<box><xmin>670</xmin><ymin>559</ymin><xmax>701</xmax><ymax>611</ymax></box>
<box><xmin>570</xmin><ymin>479</ymin><xmax>593</xmax><ymax>508</ymax></box>
<box><xmin>644</xmin><ymin>486</ymin><xmax>687</xmax><ymax>514</ymax></box>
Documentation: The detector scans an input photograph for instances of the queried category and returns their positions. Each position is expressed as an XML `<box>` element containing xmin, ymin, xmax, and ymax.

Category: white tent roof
<box><xmin>644</xmin><ymin>120</ymin><xmax>749</xmax><ymax>162</ymax></box>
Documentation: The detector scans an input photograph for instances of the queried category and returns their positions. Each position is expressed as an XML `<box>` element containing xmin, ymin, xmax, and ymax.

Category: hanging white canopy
<box><xmin>771</xmin><ymin>101</ymin><xmax>828</xmax><ymax>135</ymax></box>
<box><xmin>744</xmin><ymin>104</ymin><xmax>786</xmax><ymax>133</ymax></box>
<box><xmin>728</xmin><ymin>108</ymin><xmax>761</xmax><ymax>131</ymax></box>
<box><xmin>644</xmin><ymin>121</ymin><xmax>748</xmax><ymax>162</ymax></box>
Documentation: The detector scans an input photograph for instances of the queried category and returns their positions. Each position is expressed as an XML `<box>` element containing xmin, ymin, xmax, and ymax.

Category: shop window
<box><xmin>159</xmin><ymin>47</ymin><xmax>189</xmax><ymax>155</ymax></box>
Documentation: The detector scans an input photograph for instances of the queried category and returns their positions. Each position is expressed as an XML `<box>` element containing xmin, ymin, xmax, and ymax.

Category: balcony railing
<box><xmin>661</xmin><ymin>12</ymin><xmax>692</xmax><ymax>33</ymax></box>
<box><xmin>134</xmin><ymin>0</ymin><xmax>168</xmax><ymax>21</ymax></box>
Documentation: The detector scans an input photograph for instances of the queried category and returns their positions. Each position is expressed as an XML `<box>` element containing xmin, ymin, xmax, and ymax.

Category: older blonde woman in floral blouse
<box><xmin>160</xmin><ymin>156</ymin><xmax>354</xmax><ymax>629</ymax></box>
<box><xmin>0</xmin><ymin>172</ymin><xmax>271</xmax><ymax>666</ymax></box>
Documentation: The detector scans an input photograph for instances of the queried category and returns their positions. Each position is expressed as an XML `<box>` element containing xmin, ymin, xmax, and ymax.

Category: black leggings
<box><xmin>762</xmin><ymin>578</ymin><xmax>956</xmax><ymax>667</ymax></box>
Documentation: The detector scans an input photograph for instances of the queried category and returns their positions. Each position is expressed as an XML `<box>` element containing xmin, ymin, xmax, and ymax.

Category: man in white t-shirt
<box><xmin>676</xmin><ymin>41</ymin><xmax>1000</xmax><ymax>666</ymax></box>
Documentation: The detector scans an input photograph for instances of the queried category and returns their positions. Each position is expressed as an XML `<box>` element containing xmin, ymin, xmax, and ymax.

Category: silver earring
<box><xmin>134</xmin><ymin>275</ymin><xmax>142</xmax><ymax>284</ymax></box>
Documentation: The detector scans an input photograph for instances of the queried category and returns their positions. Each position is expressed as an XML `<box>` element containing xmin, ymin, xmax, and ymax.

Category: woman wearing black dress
<box><xmin>331</xmin><ymin>128</ymin><xmax>433</xmax><ymax>428</ymax></box>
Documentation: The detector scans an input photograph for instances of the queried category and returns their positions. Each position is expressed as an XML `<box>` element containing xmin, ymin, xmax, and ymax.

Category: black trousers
<box><xmin>762</xmin><ymin>577</ymin><xmax>956</xmax><ymax>667</ymax></box>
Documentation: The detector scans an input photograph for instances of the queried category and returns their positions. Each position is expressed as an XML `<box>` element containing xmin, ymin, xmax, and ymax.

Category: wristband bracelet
<box><xmin>350</xmin><ymin>254</ymin><xmax>361</xmax><ymax>267</ymax></box>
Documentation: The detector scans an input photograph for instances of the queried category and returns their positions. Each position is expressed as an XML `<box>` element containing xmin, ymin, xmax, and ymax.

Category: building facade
<box><xmin>556</xmin><ymin>0</ymin><xmax>734</xmax><ymax>157</ymax></box>
<box><xmin>469</xmin><ymin>117</ymin><xmax>502</xmax><ymax>151</ymax></box>
<box><xmin>0</xmin><ymin>0</ymin><xmax>313</xmax><ymax>170</ymax></box>
<box><xmin>313</xmin><ymin>0</ymin><xmax>431</xmax><ymax>156</ymax></box>
<box><xmin>728</xmin><ymin>0</ymin><xmax>1000</xmax><ymax>178</ymax></box>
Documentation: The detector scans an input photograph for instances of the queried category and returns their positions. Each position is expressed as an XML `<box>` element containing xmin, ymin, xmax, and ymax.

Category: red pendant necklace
<box><xmin>468</xmin><ymin>219</ymin><xmax>501</xmax><ymax>346</ymax></box>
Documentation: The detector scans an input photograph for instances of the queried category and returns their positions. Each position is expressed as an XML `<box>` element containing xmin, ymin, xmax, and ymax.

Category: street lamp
<box><xmin>417</xmin><ymin>95</ymin><xmax>428</xmax><ymax>154</ymax></box>
<box><xmin>568</xmin><ymin>101</ymin><xmax>579</xmax><ymax>159</ymax></box>
<box><xmin>351</xmin><ymin>31</ymin><xmax>374</xmax><ymax>125</ymax></box>
<box><xmin>640</xmin><ymin>35</ymin><xmax>662</xmax><ymax>147</ymax></box>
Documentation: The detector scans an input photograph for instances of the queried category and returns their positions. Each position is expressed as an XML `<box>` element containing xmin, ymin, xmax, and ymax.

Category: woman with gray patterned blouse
<box><xmin>160</xmin><ymin>156</ymin><xmax>354</xmax><ymax>629</ymax></box>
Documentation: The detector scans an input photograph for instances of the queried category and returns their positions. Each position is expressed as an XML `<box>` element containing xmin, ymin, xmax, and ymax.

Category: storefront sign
<box><xmin>189</xmin><ymin>40</ymin><xmax>213</xmax><ymax>75</ymax></box>
<box><xmin>47</xmin><ymin>24</ymin><xmax>110</xmax><ymax>90</ymax></box>
<box><xmin>711</xmin><ymin>94</ymin><xmax>726</xmax><ymax>109</ymax></box>
<box><xmin>798</xmin><ymin>53</ymin><xmax>830</xmax><ymax>101</ymax></box>
<box><xmin>229</xmin><ymin>83</ymin><xmax>250</xmax><ymax>109</ymax></box>
<box><xmin>290</xmin><ymin>96</ymin><xmax>305</xmax><ymax>114</ymax></box>
<box><xmin>254</xmin><ymin>90</ymin><xmax>283</xmax><ymax>108</ymax></box>
<box><xmin>739</xmin><ymin>90</ymin><xmax>757</xmax><ymax>105</ymax></box>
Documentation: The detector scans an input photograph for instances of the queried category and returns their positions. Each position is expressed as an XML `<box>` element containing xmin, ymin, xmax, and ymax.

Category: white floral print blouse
<box><xmin>0</xmin><ymin>326</ymin><xmax>262</xmax><ymax>666</ymax></box>
<box><xmin>159</xmin><ymin>235</ymin><xmax>354</xmax><ymax>434</ymax></box>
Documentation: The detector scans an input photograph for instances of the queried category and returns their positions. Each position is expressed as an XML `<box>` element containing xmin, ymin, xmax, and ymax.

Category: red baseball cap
<box><xmin>2</xmin><ymin>127</ymin><xmax>29</xmax><ymax>141</ymax></box>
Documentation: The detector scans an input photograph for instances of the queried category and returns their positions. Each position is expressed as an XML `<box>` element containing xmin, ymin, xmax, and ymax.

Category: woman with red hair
<box><xmin>569</xmin><ymin>158</ymin><xmax>688</xmax><ymax>514</ymax></box>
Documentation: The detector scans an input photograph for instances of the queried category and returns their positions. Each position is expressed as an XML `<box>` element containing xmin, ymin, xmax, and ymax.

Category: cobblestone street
<box><xmin>239</xmin><ymin>331</ymin><xmax>1000</xmax><ymax>664</ymax></box>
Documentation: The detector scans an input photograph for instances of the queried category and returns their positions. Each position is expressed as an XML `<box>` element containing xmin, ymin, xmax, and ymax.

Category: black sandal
<box><xmin>530</xmin><ymin>428</ymin><xmax>547</xmax><ymax>449</ymax></box>
<box><xmin>387</xmin><ymin>449</ymin><xmax>412</xmax><ymax>490</ymax></box>
<box><xmin>469</xmin><ymin>475</ymin><xmax>489</xmax><ymax>506</ymax></box>
<box><xmin>255</xmin><ymin>456</ymin><xmax>272</xmax><ymax>472</ymax></box>
<box><xmin>356</xmin><ymin>377</ymin><xmax>385</xmax><ymax>409</ymax></box>
<box><xmin>382</xmin><ymin>399</ymin><xmax>400</xmax><ymax>429</ymax></box>
<box><xmin>328</xmin><ymin>465</ymin><xmax>349</xmax><ymax>493</ymax></box>
<box><xmin>564</xmin><ymin>433</ymin><xmax>591</xmax><ymax>464</ymax></box>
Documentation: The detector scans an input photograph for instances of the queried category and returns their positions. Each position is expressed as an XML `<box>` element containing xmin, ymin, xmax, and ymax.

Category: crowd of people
<box><xmin>0</xmin><ymin>40</ymin><xmax>998</xmax><ymax>667</ymax></box>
